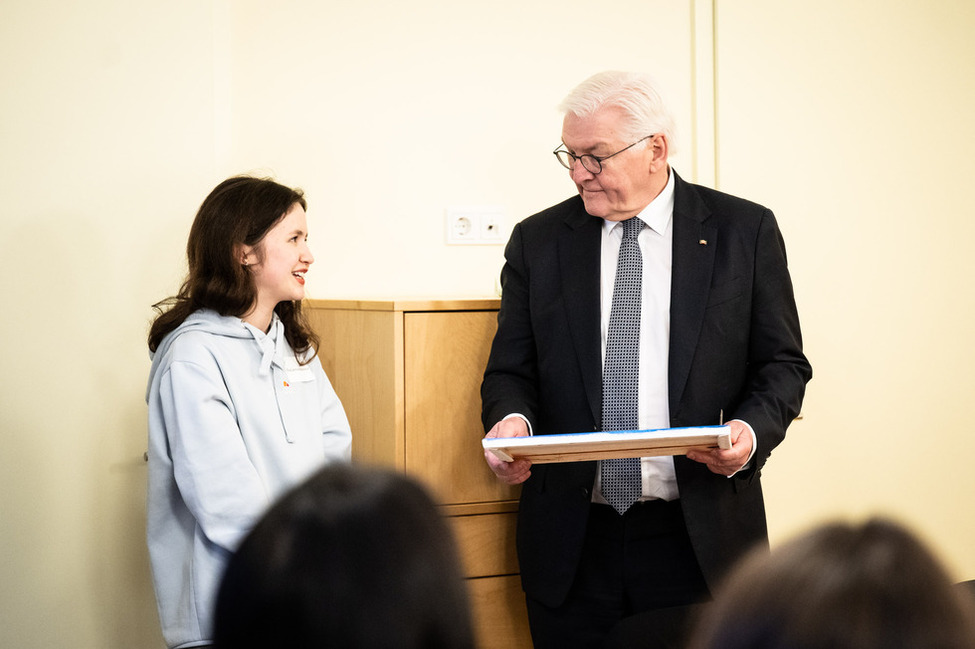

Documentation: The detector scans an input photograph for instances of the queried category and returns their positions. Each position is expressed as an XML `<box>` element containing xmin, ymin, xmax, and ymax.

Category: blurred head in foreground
<box><xmin>214</xmin><ymin>464</ymin><xmax>476</xmax><ymax>649</ymax></box>
<box><xmin>688</xmin><ymin>517</ymin><xmax>975</xmax><ymax>649</ymax></box>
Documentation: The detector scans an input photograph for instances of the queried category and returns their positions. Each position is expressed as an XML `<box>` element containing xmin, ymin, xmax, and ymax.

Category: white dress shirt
<box><xmin>592</xmin><ymin>170</ymin><xmax>679</xmax><ymax>503</ymax></box>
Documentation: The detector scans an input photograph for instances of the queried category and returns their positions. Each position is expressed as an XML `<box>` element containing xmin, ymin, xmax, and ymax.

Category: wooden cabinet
<box><xmin>306</xmin><ymin>299</ymin><xmax>531</xmax><ymax>649</ymax></box>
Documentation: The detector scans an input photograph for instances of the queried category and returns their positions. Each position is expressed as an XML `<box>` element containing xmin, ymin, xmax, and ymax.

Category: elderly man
<box><xmin>481</xmin><ymin>71</ymin><xmax>811</xmax><ymax>648</ymax></box>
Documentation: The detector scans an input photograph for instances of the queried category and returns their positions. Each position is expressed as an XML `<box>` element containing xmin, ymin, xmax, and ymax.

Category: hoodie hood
<box><xmin>146</xmin><ymin>309</ymin><xmax>287</xmax><ymax>402</ymax></box>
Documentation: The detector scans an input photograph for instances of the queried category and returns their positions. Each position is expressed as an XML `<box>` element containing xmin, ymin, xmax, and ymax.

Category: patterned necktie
<box><xmin>600</xmin><ymin>216</ymin><xmax>644</xmax><ymax>514</ymax></box>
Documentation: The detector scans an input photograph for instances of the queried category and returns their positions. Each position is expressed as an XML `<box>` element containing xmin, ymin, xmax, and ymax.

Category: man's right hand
<box><xmin>482</xmin><ymin>417</ymin><xmax>533</xmax><ymax>485</ymax></box>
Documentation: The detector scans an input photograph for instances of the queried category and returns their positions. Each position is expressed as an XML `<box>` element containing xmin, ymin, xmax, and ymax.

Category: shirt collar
<box><xmin>602</xmin><ymin>166</ymin><xmax>675</xmax><ymax>236</ymax></box>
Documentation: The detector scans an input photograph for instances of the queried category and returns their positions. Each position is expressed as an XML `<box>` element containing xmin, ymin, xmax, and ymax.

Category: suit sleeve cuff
<box><xmin>727</xmin><ymin>419</ymin><xmax>757</xmax><ymax>478</ymax></box>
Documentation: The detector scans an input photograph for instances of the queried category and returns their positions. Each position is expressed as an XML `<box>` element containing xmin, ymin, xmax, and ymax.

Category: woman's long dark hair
<box><xmin>148</xmin><ymin>176</ymin><xmax>319</xmax><ymax>361</ymax></box>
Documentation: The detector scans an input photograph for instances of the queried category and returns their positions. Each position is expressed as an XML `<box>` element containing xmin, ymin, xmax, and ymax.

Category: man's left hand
<box><xmin>685</xmin><ymin>420</ymin><xmax>752</xmax><ymax>477</ymax></box>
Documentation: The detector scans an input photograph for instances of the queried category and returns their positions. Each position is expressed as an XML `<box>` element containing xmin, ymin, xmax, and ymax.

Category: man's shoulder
<box><xmin>517</xmin><ymin>195</ymin><xmax>594</xmax><ymax>234</ymax></box>
<box><xmin>525</xmin><ymin>195</ymin><xmax>585</xmax><ymax>221</ymax></box>
<box><xmin>676</xmin><ymin>175</ymin><xmax>772</xmax><ymax>219</ymax></box>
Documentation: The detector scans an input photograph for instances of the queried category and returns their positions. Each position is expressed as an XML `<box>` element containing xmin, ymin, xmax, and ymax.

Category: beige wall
<box><xmin>714</xmin><ymin>0</ymin><xmax>975</xmax><ymax>575</ymax></box>
<box><xmin>222</xmin><ymin>0</ymin><xmax>698</xmax><ymax>298</ymax></box>
<box><xmin>1</xmin><ymin>0</ymin><xmax>972</xmax><ymax>646</ymax></box>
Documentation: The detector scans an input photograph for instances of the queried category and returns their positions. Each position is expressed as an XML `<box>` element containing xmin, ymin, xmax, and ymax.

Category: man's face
<box><xmin>560</xmin><ymin>106</ymin><xmax>662</xmax><ymax>222</ymax></box>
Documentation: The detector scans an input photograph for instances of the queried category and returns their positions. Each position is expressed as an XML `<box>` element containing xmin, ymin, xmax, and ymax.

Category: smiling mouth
<box><xmin>293</xmin><ymin>271</ymin><xmax>307</xmax><ymax>285</ymax></box>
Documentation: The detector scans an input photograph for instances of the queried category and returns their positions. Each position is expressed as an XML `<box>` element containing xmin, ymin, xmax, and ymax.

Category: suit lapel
<box><xmin>559</xmin><ymin>201</ymin><xmax>603</xmax><ymax>428</ymax></box>
<box><xmin>555</xmin><ymin>176</ymin><xmax>716</xmax><ymax>429</ymax></box>
<box><xmin>669</xmin><ymin>173</ymin><xmax>717</xmax><ymax>419</ymax></box>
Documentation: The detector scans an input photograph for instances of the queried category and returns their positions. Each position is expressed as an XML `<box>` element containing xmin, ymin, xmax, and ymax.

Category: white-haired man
<box><xmin>481</xmin><ymin>71</ymin><xmax>811</xmax><ymax>648</ymax></box>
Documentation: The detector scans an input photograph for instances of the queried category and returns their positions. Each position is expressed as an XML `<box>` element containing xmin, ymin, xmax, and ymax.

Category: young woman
<box><xmin>145</xmin><ymin>175</ymin><xmax>352</xmax><ymax>649</ymax></box>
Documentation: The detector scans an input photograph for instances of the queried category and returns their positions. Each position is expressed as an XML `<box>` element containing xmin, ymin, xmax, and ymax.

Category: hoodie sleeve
<box><xmin>159</xmin><ymin>358</ymin><xmax>269</xmax><ymax>551</ymax></box>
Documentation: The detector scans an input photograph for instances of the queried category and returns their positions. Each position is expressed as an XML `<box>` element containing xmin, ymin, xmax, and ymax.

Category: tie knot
<box><xmin>621</xmin><ymin>217</ymin><xmax>643</xmax><ymax>240</ymax></box>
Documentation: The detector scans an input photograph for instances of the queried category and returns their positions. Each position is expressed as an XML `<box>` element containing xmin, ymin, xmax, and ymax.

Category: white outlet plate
<box><xmin>446</xmin><ymin>206</ymin><xmax>506</xmax><ymax>245</ymax></box>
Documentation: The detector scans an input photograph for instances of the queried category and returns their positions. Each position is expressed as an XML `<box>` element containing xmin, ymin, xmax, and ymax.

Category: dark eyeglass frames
<box><xmin>553</xmin><ymin>134</ymin><xmax>655</xmax><ymax>174</ymax></box>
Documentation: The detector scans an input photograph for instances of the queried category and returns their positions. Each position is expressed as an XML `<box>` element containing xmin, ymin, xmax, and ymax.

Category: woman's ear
<box><xmin>237</xmin><ymin>244</ymin><xmax>255</xmax><ymax>267</ymax></box>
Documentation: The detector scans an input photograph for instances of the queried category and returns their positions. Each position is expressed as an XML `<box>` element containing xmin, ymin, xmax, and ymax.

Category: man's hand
<box><xmin>685</xmin><ymin>420</ymin><xmax>753</xmax><ymax>477</ymax></box>
<box><xmin>482</xmin><ymin>417</ymin><xmax>533</xmax><ymax>485</ymax></box>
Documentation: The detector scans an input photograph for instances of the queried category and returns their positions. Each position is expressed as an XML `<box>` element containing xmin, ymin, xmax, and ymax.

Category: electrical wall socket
<box><xmin>446</xmin><ymin>206</ymin><xmax>506</xmax><ymax>245</ymax></box>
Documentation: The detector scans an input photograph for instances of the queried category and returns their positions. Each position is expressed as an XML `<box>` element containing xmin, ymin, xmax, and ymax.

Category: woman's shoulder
<box><xmin>158</xmin><ymin>310</ymin><xmax>251</xmax><ymax>361</ymax></box>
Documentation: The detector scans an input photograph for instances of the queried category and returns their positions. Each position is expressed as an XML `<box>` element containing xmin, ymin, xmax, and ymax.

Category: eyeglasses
<box><xmin>553</xmin><ymin>134</ymin><xmax>655</xmax><ymax>174</ymax></box>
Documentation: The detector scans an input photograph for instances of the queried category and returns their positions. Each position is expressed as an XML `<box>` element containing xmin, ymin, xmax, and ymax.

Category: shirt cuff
<box><xmin>502</xmin><ymin>413</ymin><xmax>533</xmax><ymax>436</ymax></box>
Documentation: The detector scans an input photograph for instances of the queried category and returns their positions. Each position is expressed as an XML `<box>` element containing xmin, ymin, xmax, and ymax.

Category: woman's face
<box><xmin>245</xmin><ymin>202</ymin><xmax>315</xmax><ymax>311</ymax></box>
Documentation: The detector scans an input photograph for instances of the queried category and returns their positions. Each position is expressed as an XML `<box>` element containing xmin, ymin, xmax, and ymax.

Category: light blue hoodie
<box><xmin>145</xmin><ymin>309</ymin><xmax>352</xmax><ymax>648</ymax></box>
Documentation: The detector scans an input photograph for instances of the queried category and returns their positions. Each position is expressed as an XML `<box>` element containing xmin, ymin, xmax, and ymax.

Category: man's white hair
<box><xmin>559</xmin><ymin>70</ymin><xmax>678</xmax><ymax>155</ymax></box>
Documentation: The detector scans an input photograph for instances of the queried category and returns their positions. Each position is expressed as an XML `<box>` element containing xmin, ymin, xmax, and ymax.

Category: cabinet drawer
<box><xmin>403</xmin><ymin>311</ymin><xmax>520</xmax><ymax>505</ymax></box>
<box><xmin>448</xmin><ymin>512</ymin><xmax>519</xmax><ymax>578</ymax></box>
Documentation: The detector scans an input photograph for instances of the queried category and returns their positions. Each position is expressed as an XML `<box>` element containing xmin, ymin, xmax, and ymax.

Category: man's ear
<box><xmin>648</xmin><ymin>134</ymin><xmax>669</xmax><ymax>174</ymax></box>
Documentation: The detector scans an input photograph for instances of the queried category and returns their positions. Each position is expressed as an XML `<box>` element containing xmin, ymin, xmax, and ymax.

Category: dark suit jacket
<box><xmin>481</xmin><ymin>171</ymin><xmax>812</xmax><ymax>608</ymax></box>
